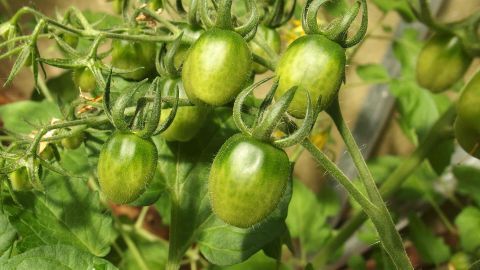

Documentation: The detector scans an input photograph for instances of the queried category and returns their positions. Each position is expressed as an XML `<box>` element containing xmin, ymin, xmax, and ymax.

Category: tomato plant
<box><xmin>1</xmin><ymin>0</ymin><xmax>480</xmax><ymax>270</ymax></box>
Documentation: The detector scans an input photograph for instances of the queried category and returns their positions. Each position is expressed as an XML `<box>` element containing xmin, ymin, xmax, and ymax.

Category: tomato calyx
<box><xmin>199</xmin><ymin>0</ymin><xmax>259</xmax><ymax>39</ymax></box>
<box><xmin>302</xmin><ymin>0</ymin><xmax>368</xmax><ymax>48</ymax></box>
<box><xmin>233</xmin><ymin>77</ymin><xmax>321</xmax><ymax>148</ymax></box>
<box><xmin>102</xmin><ymin>74</ymin><xmax>180</xmax><ymax>139</ymax></box>
<box><xmin>259</xmin><ymin>0</ymin><xmax>296</xmax><ymax>28</ymax></box>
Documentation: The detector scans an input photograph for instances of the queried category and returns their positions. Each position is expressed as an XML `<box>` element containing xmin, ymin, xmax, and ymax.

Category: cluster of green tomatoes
<box><xmin>63</xmin><ymin>0</ymin><xmax>359</xmax><ymax>229</ymax></box>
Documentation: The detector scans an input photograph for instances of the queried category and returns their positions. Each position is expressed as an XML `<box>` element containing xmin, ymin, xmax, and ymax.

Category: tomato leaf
<box><xmin>3</xmin><ymin>148</ymin><xmax>116</xmax><ymax>257</ymax></box>
<box><xmin>119</xmin><ymin>237</ymin><xmax>168</xmax><ymax>270</ymax></box>
<box><xmin>370</xmin><ymin>0</ymin><xmax>414</xmax><ymax>22</ymax></box>
<box><xmin>209</xmin><ymin>251</ymin><xmax>290</xmax><ymax>270</ymax></box>
<box><xmin>286</xmin><ymin>179</ymin><xmax>340</xmax><ymax>254</ymax></box>
<box><xmin>0</xmin><ymin>244</ymin><xmax>118</xmax><ymax>270</ymax></box>
<box><xmin>356</xmin><ymin>64</ymin><xmax>390</xmax><ymax>83</ymax></box>
<box><xmin>455</xmin><ymin>207</ymin><xmax>480</xmax><ymax>253</ymax></box>
<box><xmin>0</xmin><ymin>100</ymin><xmax>61</xmax><ymax>134</ymax></box>
<box><xmin>197</xmin><ymin>181</ymin><xmax>292</xmax><ymax>266</ymax></box>
<box><xmin>0</xmin><ymin>212</ymin><xmax>16</xmax><ymax>257</ymax></box>
<box><xmin>407</xmin><ymin>215</ymin><xmax>451</xmax><ymax>265</ymax></box>
<box><xmin>453</xmin><ymin>166</ymin><xmax>480</xmax><ymax>207</ymax></box>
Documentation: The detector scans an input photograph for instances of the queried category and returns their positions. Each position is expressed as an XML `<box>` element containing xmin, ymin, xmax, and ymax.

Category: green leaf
<box><xmin>198</xmin><ymin>181</ymin><xmax>292</xmax><ymax>266</ymax></box>
<box><xmin>0</xmin><ymin>100</ymin><xmax>61</xmax><ymax>134</ymax></box>
<box><xmin>347</xmin><ymin>255</ymin><xmax>367</xmax><ymax>270</ymax></box>
<box><xmin>4</xmin><ymin>148</ymin><xmax>116</xmax><ymax>257</ymax></box>
<box><xmin>0</xmin><ymin>244</ymin><xmax>118</xmax><ymax>270</ymax></box>
<box><xmin>455</xmin><ymin>207</ymin><xmax>480</xmax><ymax>253</ymax></box>
<box><xmin>209</xmin><ymin>251</ymin><xmax>289</xmax><ymax>270</ymax></box>
<box><xmin>427</xmin><ymin>138</ymin><xmax>454</xmax><ymax>175</ymax></box>
<box><xmin>31</xmin><ymin>71</ymin><xmax>78</xmax><ymax>103</ymax></box>
<box><xmin>371</xmin><ymin>0</ymin><xmax>414</xmax><ymax>21</ymax></box>
<box><xmin>407</xmin><ymin>215</ymin><xmax>451</xmax><ymax>265</ymax></box>
<box><xmin>4</xmin><ymin>45</ymin><xmax>30</xmax><ymax>86</ymax></box>
<box><xmin>119</xmin><ymin>236</ymin><xmax>168</xmax><ymax>270</ymax></box>
<box><xmin>453</xmin><ymin>166</ymin><xmax>480</xmax><ymax>207</ymax></box>
<box><xmin>389</xmin><ymin>80</ymin><xmax>439</xmax><ymax>143</ymax></box>
<box><xmin>286</xmin><ymin>179</ymin><xmax>340</xmax><ymax>254</ymax></box>
<box><xmin>356</xmin><ymin>64</ymin><xmax>390</xmax><ymax>83</ymax></box>
<box><xmin>0</xmin><ymin>212</ymin><xmax>16</xmax><ymax>256</ymax></box>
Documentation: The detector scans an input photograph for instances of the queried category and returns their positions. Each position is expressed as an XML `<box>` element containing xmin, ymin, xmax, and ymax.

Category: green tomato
<box><xmin>454</xmin><ymin>117</ymin><xmax>480</xmax><ymax>159</ymax></box>
<box><xmin>8</xmin><ymin>167</ymin><xmax>32</xmax><ymax>192</ymax></box>
<box><xmin>209</xmin><ymin>134</ymin><xmax>290</xmax><ymax>228</ymax></box>
<box><xmin>147</xmin><ymin>0</ymin><xmax>162</xmax><ymax>10</ymax></box>
<box><xmin>182</xmin><ymin>28</ymin><xmax>252</xmax><ymax>106</ymax></box>
<box><xmin>111</xmin><ymin>39</ymin><xmax>157</xmax><ymax>81</ymax></box>
<box><xmin>73</xmin><ymin>67</ymin><xmax>96</xmax><ymax>92</ymax></box>
<box><xmin>250</xmin><ymin>25</ymin><xmax>281</xmax><ymax>74</ymax></box>
<box><xmin>159</xmin><ymin>80</ymin><xmax>210</xmax><ymax>142</ymax></box>
<box><xmin>449</xmin><ymin>253</ymin><xmax>470</xmax><ymax>270</ymax></box>
<box><xmin>457</xmin><ymin>70</ymin><xmax>480</xmax><ymax>134</ymax></box>
<box><xmin>416</xmin><ymin>34</ymin><xmax>472</xmax><ymax>93</ymax></box>
<box><xmin>275</xmin><ymin>34</ymin><xmax>346</xmax><ymax>118</ymax></box>
<box><xmin>40</xmin><ymin>144</ymin><xmax>55</xmax><ymax>160</ymax></box>
<box><xmin>61</xmin><ymin>132</ymin><xmax>84</xmax><ymax>150</ymax></box>
<box><xmin>97</xmin><ymin>132</ymin><xmax>158</xmax><ymax>204</ymax></box>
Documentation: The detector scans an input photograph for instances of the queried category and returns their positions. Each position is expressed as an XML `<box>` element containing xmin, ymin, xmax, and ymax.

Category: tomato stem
<box><xmin>312</xmin><ymin>105</ymin><xmax>456</xmax><ymax>268</ymax></box>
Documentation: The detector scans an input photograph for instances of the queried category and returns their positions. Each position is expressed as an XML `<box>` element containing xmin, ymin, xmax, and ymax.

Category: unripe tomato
<box><xmin>97</xmin><ymin>132</ymin><xmax>158</xmax><ymax>204</ymax></box>
<box><xmin>250</xmin><ymin>25</ymin><xmax>281</xmax><ymax>74</ymax></box>
<box><xmin>61</xmin><ymin>132</ymin><xmax>85</xmax><ymax>150</ymax></box>
<box><xmin>182</xmin><ymin>28</ymin><xmax>252</xmax><ymax>106</ymax></box>
<box><xmin>457</xmin><ymin>71</ymin><xmax>480</xmax><ymax>134</ymax></box>
<box><xmin>147</xmin><ymin>0</ymin><xmax>162</xmax><ymax>11</ymax></box>
<box><xmin>416</xmin><ymin>34</ymin><xmax>472</xmax><ymax>93</ymax></box>
<box><xmin>275</xmin><ymin>34</ymin><xmax>346</xmax><ymax>118</ymax></box>
<box><xmin>209</xmin><ymin>134</ymin><xmax>290</xmax><ymax>228</ymax></box>
<box><xmin>454</xmin><ymin>118</ymin><xmax>480</xmax><ymax>159</ymax></box>
<box><xmin>111</xmin><ymin>39</ymin><xmax>157</xmax><ymax>81</ymax></box>
<box><xmin>159</xmin><ymin>81</ymin><xmax>210</xmax><ymax>142</ymax></box>
<box><xmin>40</xmin><ymin>144</ymin><xmax>55</xmax><ymax>160</ymax></box>
<box><xmin>73</xmin><ymin>67</ymin><xmax>96</xmax><ymax>92</ymax></box>
<box><xmin>8</xmin><ymin>167</ymin><xmax>32</xmax><ymax>192</ymax></box>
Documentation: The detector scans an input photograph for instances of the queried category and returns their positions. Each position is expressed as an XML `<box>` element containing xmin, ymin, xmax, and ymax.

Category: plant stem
<box><xmin>326</xmin><ymin>99</ymin><xmax>412</xmax><ymax>269</ymax></box>
<box><xmin>313</xmin><ymin>104</ymin><xmax>456</xmax><ymax>268</ymax></box>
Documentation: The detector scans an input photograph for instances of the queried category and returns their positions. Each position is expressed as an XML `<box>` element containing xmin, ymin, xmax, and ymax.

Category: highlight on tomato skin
<box><xmin>208</xmin><ymin>134</ymin><xmax>290</xmax><ymax>228</ymax></box>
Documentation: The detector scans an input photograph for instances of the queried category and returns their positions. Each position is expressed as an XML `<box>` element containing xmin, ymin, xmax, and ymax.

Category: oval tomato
<box><xmin>275</xmin><ymin>34</ymin><xmax>346</xmax><ymax>118</ymax></box>
<box><xmin>457</xmin><ymin>70</ymin><xmax>480</xmax><ymax>133</ymax></box>
<box><xmin>159</xmin><ymin>80</ymin><xmax>210</xmax><ymax>142</ymax></box>
<box><xmin>61</xmin><ymin>132</ymin><xmax>84</xmax><ymax>150</ymax></box>
<box><xmin>97</xmin><ymin>132</ymin><xmax>158</xmax><ymax>204</ymax></box>
<box><xmin>416</xmin><ymin>34</ymin><xmax>472</xmax><ymax>93</ymax></box>
<box><xmin>111</xmin><ymin>39</ymin><xmax>157</xmax><ymax>81</ymax></box>
<box><xmin>182</xmin><ymin>28</ymin><xmax>252</xmax><ymax>106</ymax></box>
<box><xmin>73</xmin><ymin>67</ymin><xmax>96</xmax><ymax>92</ymax></box>
<box><xmin>209</xmin><ymin>134</ymin><xmax>290</xmax><ymax>228</ymax></box>
<box><xmin>9</xmin><ymin>167</ymin><xmax>32</xmax><ymax>192</ymax></box>
<box><xmin>454</xmin><ymin>118</ymin><xmax>480</xmax><ymax>159</ymax></box>
<box><xmin>250</xmin><ymin>25</ymin><xmax>281</xmax><ymax>74</ymax></box>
